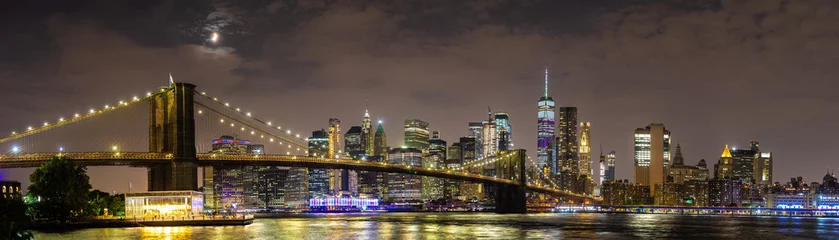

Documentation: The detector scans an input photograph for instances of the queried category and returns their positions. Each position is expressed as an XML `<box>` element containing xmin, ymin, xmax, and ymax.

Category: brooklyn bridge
<box><xmin>0</xmin><ymin>82</ymin><xmax>596</xmax><ymax>213</ymax></box>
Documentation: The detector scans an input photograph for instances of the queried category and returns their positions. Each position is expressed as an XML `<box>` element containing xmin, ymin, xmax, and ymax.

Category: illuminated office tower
<box><xmin>328</xmin><ymin>118</ymin><xmax>342</xmax><ymax>158</ymax></box>
<box><xmin>754</xmin><ymin>152</ymin><xmax>773</xmax><ymax>186</ymax></box>
<box><xmin>494</xmin><ymin>112</ymin><xmax>512</xmax><ymax>149</ymax></box>
<box><xmin>579</xmin><ymin>122</ymin><xmax>592</xmax><ymax>177</ymax></box>
<box><xmin>373</xmin><ymin>121</ymin><xmax>387</xmax><ymax>157</ymax></box>
<box><xmin>362</xmin><ymin>107</ymin><xmax>374</xmax><ymax>156</ymax></box>
<box><xmin>308</xmin><ymin>130</ymin><xmax>331</xmax><ymax>198</ymax></box>
<box><xmin>327</xmin><ymin>118</ymin><xmax>343</xmax><ymax>195</ymax></box>
<box><xmin>444</xmin><ymin>142</ymin><xmax>463</xmax><ymax>200</ymax></box>
<box><xmin>468</xmin><ymin>122</ymin><xmax>483</xmax><ymax>159</ymax></box>
<box><xmin>715</xmin><ymin>145</ymin><xmax>734</xmax><ymax>179</ymax></box>
<box><xmin>498</xmin><ymin>127</ymin><xmax>510</xmax><ymax>151</ymax></box>
<box><xmin>481</xmin><ymin>110</ymin><xmax>498</xmax><ymax>159</ymax></box>
<box><xmin>578</xmin><ymin>122</ymin><xmax>592</xmax><ymax>195</ymax></box>
<box><xmin>633</xmin><ymin>123</ymin><xmax>671</xmax><ymax>197</ymax></box>
<box><xmin>481</xmin><ymin>110</ymin><xmax>498</xmax><ymax>200</ymax></box>
<box><xmin>422</xmin><ymin>131</ymin><xmax>446</xmax><ymax>201</ymax></box>
<box><xmin>404</xmin><ymin>119</ymin><xmax>430</xmax><ymax>150</ymax></box>
<box><xmin>388</xmin><ymin>148</ymin><xmax>423</xmax><ymax>203</ymax></box>
<box><xmin>537</xmin><ymin>66</ymin><xmax>556</xmax><ymax>173</ymax></box>
<box><xmin>606</xmin><ymin>151</ymin><xmax>616</xmax><ymax>182</ymax></box>
<box><xmin>598</xmin><ymin>151</ymin><xmax>606</xmax><ymax>185</ymax></box>
<box><xmin>557</xmin><ymin>107</ymin><xmax>578</xmax><ymax>174</ymax></box>
<box><xmin>456</xmin><ymin>137</ymin><xmax>481</xmax><ymax>200</ymax></box>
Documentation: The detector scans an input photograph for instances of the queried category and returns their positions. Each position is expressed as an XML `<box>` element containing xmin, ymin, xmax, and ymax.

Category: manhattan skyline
<box><xmin>2</xmin><ymin>0</ymin><xmax>838</xmax><ymax>193</ymax></box>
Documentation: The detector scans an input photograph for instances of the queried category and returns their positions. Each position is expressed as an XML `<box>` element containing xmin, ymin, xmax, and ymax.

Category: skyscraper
<box><xmin>308</xmin><ymin>130</ymin><xmax>331</xmax><ymax>198</ymax></box>
<box><xmin>345</xmin><ymin>126</ymin><xmax>365</xmax><ymax>158</ymax></box>
<box><xmin>467</xmin><ymin>122</ymin><xmax>484</xmax><ymax>159</ymax></box>
<box><xmin>481</xmin><ymin>110</ymin><xmax>498</xmax><ymax>159</ymax></box>
<box><xmin>579</xmin><ymin>122</ymin><xmax>592</xmax><ymax>177</ymax></box>
<box><xmin>494</xmin><ymin>112</ymin><xmax>512</xmax><ymax>149</ymax></box>
<box><xmin>606</xmin><ymin>151</ymin><xmax>616</xmax><ymax>183</ymax></box>
<box><xmin>344</xmin><ymin>126</ymin><xmax>364</xmax><ymax>195</ymax></box>
<box><xmin>633</xmin><ymin>123</ymin><xmax>671</xmax><ymax>197</ymax></box>
<box><xmin>578</xmin><ymin>122</ymin><xmax>592</xmax><ymax>195</ymax></box>
<box><xmin>362</xmin><ymin>107</ymin><xmax>374</xmax><ymax>156</ymax></box>
<box><xmin>404</xmin><ymin>119</ymin><xmax>430</xmax><ymax>150</ymax></box>
<box><xmin>557</xmin><ymin>107</ymin><xmax>579</xmax><ymax>175</ymax></box>
<box><xmin>715</xmin><ymin>144</ymin><xmax>734</xmax><ymax>179</ymax></box>
<box><xmin>423</xmin><ymin>131</ymin><xmax>446</xmax><ymax>201</ymax></box>
<box><xmin>327</xmin><ymin>118</ymin><xmax>343</xmax><ymax>195</ymax></box>
<box><xmin>373</xmin><ymin>121</ymin><xmax>387</xmax><ymax>157</ymax></box>
<box><xmin>537</xmin><ymin>67</ymin><xmax>556</xmax><ymax>173</ymax></box>
<box><xmin>599</xmin><ymin>151</ymin><xmax>606</xmax><ymax>185</ymax></box>
<box><xmin>328</xmin><ymin>118</ymin><xmax>342</xmax><ymax>158</ymax></box>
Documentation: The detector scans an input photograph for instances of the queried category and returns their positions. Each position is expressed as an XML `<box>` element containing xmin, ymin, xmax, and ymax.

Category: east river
<box><xmin>33</xmin><ymin>213</ymin><xmax>839</xmax><ymax>239</ymax></box>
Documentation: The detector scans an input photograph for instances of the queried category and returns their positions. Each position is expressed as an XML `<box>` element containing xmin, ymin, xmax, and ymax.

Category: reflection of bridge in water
<box><xmin>0</xmin><ymin>82</ymin><xmax>596</xmax><ymax>212</ymax></box>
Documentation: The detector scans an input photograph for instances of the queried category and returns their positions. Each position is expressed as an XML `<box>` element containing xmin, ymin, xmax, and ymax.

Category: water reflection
<box><xmin>33</xmin><ymin>213</ymin><xmax>839</xmax><ymax>240</ymax></box>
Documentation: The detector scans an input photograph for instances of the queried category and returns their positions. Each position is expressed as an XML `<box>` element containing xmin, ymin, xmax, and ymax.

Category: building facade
<box><xmin>308</xmin><ymin>130</ymin><xmax>331</xmax><ymax>198</ymax></box>
<box><xmin>404</xmin><ymin>119</ymin><xmax>430</xmax><ymax>151</ymax></box>
<box><xmin>422</xmin><ymin>131</ymin><xmax>446</xmax><ymax>201</ymax></box>
<box><xmin>494</xmin><ymin>112</ymin><xmax>512</xmax><ymax>150</ymax></box>
<box><xmin>387</xmin><ymin>148</ymin><xmax>424</xmax><ymax>203</ymax></box>
<box><xmin>633</xmin><ymin>123</ymin><xmax>671</xmax><ymax>197</ymax></box>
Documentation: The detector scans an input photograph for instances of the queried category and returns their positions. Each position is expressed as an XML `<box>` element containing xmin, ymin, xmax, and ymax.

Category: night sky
<box><xmin>1</xmin><ymin>0</ymin><xmax>837</xmax><ymax>193</ymax></box>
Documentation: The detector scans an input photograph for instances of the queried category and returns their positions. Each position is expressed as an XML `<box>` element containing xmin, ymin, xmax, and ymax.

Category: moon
<box><xmin>211</xmin><ymin>32</ymin><xmax>219</xmax><ymax>43</ymax></box>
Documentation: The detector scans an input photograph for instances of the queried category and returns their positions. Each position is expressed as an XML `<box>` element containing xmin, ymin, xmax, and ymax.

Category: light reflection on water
<box><xmin>33</xmin><ymin>213</ymin><xmax>839</xmax><ymax>239</ymax></box>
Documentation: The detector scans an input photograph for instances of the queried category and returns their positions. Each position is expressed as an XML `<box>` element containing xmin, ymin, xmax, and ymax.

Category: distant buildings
<box><xmin>667</xmin><ymin>144</ymin><xmax>709</xmax><ymax>184</ymax></box>
<box><xmin>202</xmin><ymin>135</ymin><xmax>285</xmax><ymax>210</ymax></box>
<box><xmin>633</xmin><ymin>123</ymin><xmax>671</xmax><ymax>197</ymax></box>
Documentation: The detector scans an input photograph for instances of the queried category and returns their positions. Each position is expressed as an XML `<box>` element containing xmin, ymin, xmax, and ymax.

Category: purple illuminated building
<box><xmin>309</xmin><ymin>197</ymin><xmax>379</xmax><ymax>211</ymax></box>
<box><xmin>537</xmin><ymin>66</ymin><xmax>556</xmax><ymax>173</ymax></box>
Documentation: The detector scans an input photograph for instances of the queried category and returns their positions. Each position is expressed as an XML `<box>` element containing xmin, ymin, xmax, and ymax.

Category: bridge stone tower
<box><xmin>495</xmin><ymin>149</ymin><xmax>527</xmax><ymax>213</ymax></box>
<box><xmin>148</xmin><ymin>82</ymin><xmax>198</xmax><ymax>191</ymax></box>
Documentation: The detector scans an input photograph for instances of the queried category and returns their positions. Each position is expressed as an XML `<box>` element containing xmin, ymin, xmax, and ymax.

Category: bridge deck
<box><xmin>0</xmin><ymin>152</ymin><xmax>593</xmax><ymax>201</ymax></box>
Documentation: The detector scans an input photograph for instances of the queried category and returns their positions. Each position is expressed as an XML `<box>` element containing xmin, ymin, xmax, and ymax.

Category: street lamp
<box><xmin>11</xmin><ymin>146</ymin><xmax>19</xmax><ymax>154</ymax></box>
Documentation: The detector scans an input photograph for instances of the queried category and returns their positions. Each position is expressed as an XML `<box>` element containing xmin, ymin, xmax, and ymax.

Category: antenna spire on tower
<box><xmin>169</xmin><ymin>73</ymin><xmax>175</xmax><ymax>85</ymax></box>
<box><xmin>544</xmin><ymin>65</ymin><xmax>549</xmax><ymax>98</ymax></box>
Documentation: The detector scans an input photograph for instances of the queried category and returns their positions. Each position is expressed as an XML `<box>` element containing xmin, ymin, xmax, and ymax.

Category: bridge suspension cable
<box><xmin>194</xmin><ymin>102</ymin><xmax>312</xmax><ymax>155</ymax></box>
<box><xmin>0</xmin><ymin>89</ymin><xmax>163</xmax><ymax>144</ymax></box>
<box><xmin>193</xmin><ymin>91</ymin><xmax>308</xmax><ymax>143</ymax></box>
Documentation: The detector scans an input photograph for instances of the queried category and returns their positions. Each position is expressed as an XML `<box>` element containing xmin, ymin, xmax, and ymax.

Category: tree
<box><xmin>0</xmin><ymin>195</ymin><xmax>33</xmax><ymax>240</ymax></box>
<box><xmin>87</xmin><ymin>190</ymin><xmax>125</xmax><ymax>217</ymax></box>
<box><xmin>28</xmin><ymin>156</ymin><xmax>92</xmax><ymax>222</ymax></box>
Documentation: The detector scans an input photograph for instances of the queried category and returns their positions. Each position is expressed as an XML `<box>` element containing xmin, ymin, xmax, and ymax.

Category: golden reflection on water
<box><xmin>141</xmin><ymin>226</ymin><xmax>191</xmax><ymax>240</ymax></box>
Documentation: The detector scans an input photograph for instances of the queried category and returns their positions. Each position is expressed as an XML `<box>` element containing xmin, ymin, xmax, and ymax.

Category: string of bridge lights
<box><xmin>193</xmin><ymin>91</ymin><xmax>312</xmax><ymax>149</ymax></box>
<box><xmin>0</xmin><ymin>88</ymin><xmax>165</xmax><ymax>144</ymax></box>
<box><xmin>195</xmin><ymin>104</ymin><xmax>309</xmax><ymax>156</ymax></box>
